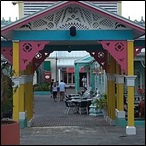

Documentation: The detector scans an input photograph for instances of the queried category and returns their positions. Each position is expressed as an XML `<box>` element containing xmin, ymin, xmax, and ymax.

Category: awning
<box><xmin>66</xmin><ymin>67</ymin><xmax>74</xmax><ymax>73</ymax></box>
<box><xmin>66</xmin><ymin>67</ymin><xmax>85</xmax><ymax>73</ymax></box>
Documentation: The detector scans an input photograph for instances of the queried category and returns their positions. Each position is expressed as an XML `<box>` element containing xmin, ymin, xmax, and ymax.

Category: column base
<box><xmin>126</xmin><ymin>126</ymin><xmax>136</xmax><ymax>135</ymax></box>
<box><xmin>27</xmin><ymin>118</ymin><xmax>33</xmax><ymax>127</ymax></box>
<box><xmin>115</xmin><ymin>109</ymin><xmax>125</xmax><ymax>118</ymax></box>
<box><xmin>109</xmin><ymin>119</ymin><xmax>116</xmax><ymax>125</ymax></box>
<box><xmin>19</xmin><ymin>112</ymin><xmax>27</xmax><ymax>129</ymax></box>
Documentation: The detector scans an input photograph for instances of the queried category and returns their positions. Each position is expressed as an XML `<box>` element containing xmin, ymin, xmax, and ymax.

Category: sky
<box><xmin>1</xmin><ymin>1</ymin><xmax>145</xmax><ymax>21</ymax></box>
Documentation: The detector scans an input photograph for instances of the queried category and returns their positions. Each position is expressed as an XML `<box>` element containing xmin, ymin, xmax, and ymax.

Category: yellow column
<box><xmin>12</xmin><ymin>41</ymin><xmax>20</xmax><ymax>121</ymax></box>
<box><xmin>106</xmin><ymin>54</ymin><xmax>113</xmax><ymax>121</ymax></box>
<box><xmin>118</xmin><ymin>82</ymin><xmax>124</xmax><ymax>111</ymax></box>
<box><xmin>13</xmin><ymin>42</ymin><xmax>20</xmax><ymax>121</ymax></box>
<box><xmin>115</xmin><ymin>74</ymin><xmax>125</xmax><ymax>122</ymax></box>
<box><xmin>12</xmin><ymin>80</ymin><xmax>20</xmax><ymax>121</ymax></box>
<box><xmin>108</xmin><ymin>76</ymin><xmax>113</xmax><ymax>120</ymax></box>
<box><xmin>107</xmin><ymin>73</ymin><xmax>111</xmax><ymax>118</ymax></box>
<box><xmin>27</xmin><ymin>81</ymin><xmax>33</xmax><ymax>120</ymax></box>
<box><xmin>25</xmin><ymin>63</ymin><xmax>34</xmax><ymax>121</ymax></box>
<box><xmin>19</xmin><ymin>84</ymin><xmax>25</xmax><ymax>112</ymax></box>
<box><xmin>106</xmin><ymin>62</ymin><xmax>111</xmax><ymax>120</ymax></box>
<box><xmin>115</xmin><ymin>63</ymin><xmax>120</xmax><ymax>109</ymax></box>
<box><xmin>115</xmin><ymin>75</ymin><xmax>124</xmax><ymax>111</ymax></box>
<box><xmin>110</xmin><ymin>57</ymin><xmax>116</xmax><ymax>125</ymax></box>
<box><xmin>116</xmin><ymin>82</ymin><xmax>119</xmax><ymax>109</ymax></box>
<box><xmin>127</xmin><ymin>41</ymin><xmax>134</xmax><ymax>125</ymax></box>
<box><xmin>126</xmin><ymin>40</ymin><xmax>136</xmax><ymax>135</ymax></box>
<box><xmin>13</xmin><ymin>41</ymin><xmax>26</xmax><ymax>121</ymax></box>
<box><xmin>28</xmin><ymin>63</ymin><xmax>34</xmax><ymax>121</ymax></box>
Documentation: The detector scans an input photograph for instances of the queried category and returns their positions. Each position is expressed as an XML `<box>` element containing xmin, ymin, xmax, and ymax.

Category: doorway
<box><xmin>79</xmin><ymin>73</ymin><xmax>87</xmax><ymax>87</ymax></box>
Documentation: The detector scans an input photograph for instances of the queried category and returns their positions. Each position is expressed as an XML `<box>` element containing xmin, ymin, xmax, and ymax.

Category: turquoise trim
<box><xmin>90</xmin><ymin>63</ymin><xmax>95</xmax><ymax>91</ymax></box>
<box><xmin>82</xmin><ymin>57</ymin><xmax>93</xmax><ymax>61</ymax></box>
<box><xmin>1</xmin><ymin>39</ymin><xmax>144</xmax><ymax>48</ymax></box>
<box><xmin>75</xmin><ymin>63</ymin><xmax>80</xmax><ymax>93</ymax></box>
<box><xmin>34</xmin><ymin>91</ymin><xmax>50</xmax><ymax>95</ymax></box>
<box><xmin>134</xmin><ymin>120</ymin><xmax>145</xmax><ymax>126</ymax></box>
<box><xmin>1</xmin><ymin>41</ymin><xmax>12</xmax><ymax>47</ymax></box>
<box><xmin>13</xmin><ymin>30</ymin><xmax>133</xmax><ymax>40</ymax></box>
<box><xmin>116</xmin><ymin>117</ymin><xmax>127</xmax><ymax>127</ymax></box>
<box><xmin>19</xmin><ymin>118</ymin><xmax>27</xmax><ymax>129</ymax></box>
<box><xmin>75</xmin><ymin>55</ymin><xmax>94</xmax><ymax>63</ymax></box>
<box><xmin>75</xmin><ymin>55</ymin><xmax>95</xmax><ymax>93</ymax></box>
<box><xmin>116</xmin><ymin>117</ymin><xmax>145</xmax><ymax>127</ymax></box>
<box><xmin>134</xmin><ymin>40</ymin><xmax>145</xmax><ymax>47</ymax></box>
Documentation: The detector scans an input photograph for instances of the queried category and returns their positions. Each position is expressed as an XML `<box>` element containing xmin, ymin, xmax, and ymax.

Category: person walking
<box><xmin>56</xmin><ymin>81</ymin><xmax>60</xmax><ymax>99</ymax></box>
<box><xmin>59</xmin><ymin>80</ymin><xmax>66</xmax><ymax>101</ymax></box>
<box><xmin>82</xmin><ymin>76</ymin><xmax>87</xmax><ymax>89</ymax></box>
<box><xmin>50</xmin><ymin>79</ymin><xmax>54</xmax><ymax>98</ymax></box>
<box><xmin>52</xmin><ymin>82</ymin><xmax>58</xmax><ymax>102</ymax></box>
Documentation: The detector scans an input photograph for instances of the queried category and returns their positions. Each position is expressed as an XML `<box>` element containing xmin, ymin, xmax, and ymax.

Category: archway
<box><xmin>1</xmin><ymin>1</ymin><xmax>145</xmax><ymax>135</ymax></box>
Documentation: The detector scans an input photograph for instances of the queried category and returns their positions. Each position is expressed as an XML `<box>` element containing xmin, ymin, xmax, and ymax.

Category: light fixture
<box><xmin>70</xmin><ymin>26</ymin><xmax>76</xmax><ymax>37</ymax></box>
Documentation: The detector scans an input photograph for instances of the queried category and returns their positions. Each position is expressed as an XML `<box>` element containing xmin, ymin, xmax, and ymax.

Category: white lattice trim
<box><xmin>17</xmin><ymin>5</ymin><xmax>130</xmax><ymax>31</ymax></box>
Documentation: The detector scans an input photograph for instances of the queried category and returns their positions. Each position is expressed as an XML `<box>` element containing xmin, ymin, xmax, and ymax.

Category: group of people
<box><xmin>50</xmin><ymin>79</ymin><xmax>66</xmax><ymax>102</ymax></box>
<box><xmin>50</xmin><ymin>75</ymin><xmax>87</xmax><ymax>102</ymax></box>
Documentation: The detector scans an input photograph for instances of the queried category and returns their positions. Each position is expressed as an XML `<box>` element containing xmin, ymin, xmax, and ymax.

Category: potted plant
<box><xmin>33</xmin><ymin>82</ymin><xmax>51</xmax><ymax>95</ymax></box>
<box><xmin>94</xmin><ymin>93</ymin><xmax>107</xmax><ymax>118</ymax></box>
<box><xmin>1</xmin><ymin>61</ymin><xmax>20</xmax><ymax>145</ymax></box>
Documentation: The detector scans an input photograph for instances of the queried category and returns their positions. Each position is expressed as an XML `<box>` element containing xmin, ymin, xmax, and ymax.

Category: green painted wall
<box><xmin>44</xmin><ymin>61</ymin><xmax>51</xmax><ymax>71</ymax></box>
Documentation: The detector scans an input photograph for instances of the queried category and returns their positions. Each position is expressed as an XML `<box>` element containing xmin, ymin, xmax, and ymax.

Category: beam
<box><xmin>13</xmin><ymin>30</ymin><xmax>133</xmax><ymax>41</ymax></box>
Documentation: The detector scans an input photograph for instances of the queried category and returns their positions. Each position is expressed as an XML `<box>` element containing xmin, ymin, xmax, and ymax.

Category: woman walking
<box><xmin>52</xmin><ymin>82</ymin><xmax>58</xmax><ymax>102</ymax></box>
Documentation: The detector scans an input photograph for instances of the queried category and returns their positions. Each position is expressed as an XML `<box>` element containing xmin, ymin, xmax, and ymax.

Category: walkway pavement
<box><xmin>20</xmin><ymin>88</ymin><xmax>145</xmax><ymax>145</ymax></box>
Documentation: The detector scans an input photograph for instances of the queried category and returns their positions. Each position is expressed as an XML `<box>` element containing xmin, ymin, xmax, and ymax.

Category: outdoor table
<box><xmin>71</xmin><ymin>99</ymin><xmax>91</xmax><ymax>114</ymax></box>
<box><xmin>71</xmin><ymin>96</ymin><xmax>81</xmax><ymax>100</ymax></box>
<box><xmin>68</xmin><ymin>94</ymin><xmax>80</xmax><ymax>97</ymax></box>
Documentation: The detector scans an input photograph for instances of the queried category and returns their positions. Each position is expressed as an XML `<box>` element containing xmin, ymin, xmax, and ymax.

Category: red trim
<box><xmin>23</xmin><ymin>1</ymin><xmax>59</xmax><ymax>2</ymax></box>
<box><xmin>23</xmin><ymin>1</ymin><xmax>59</xmax><ymax>3</ymax></box>
<box><xmin>23</xmin><ymin>1</ymin><xmax>119</xmax><ymax>2</ymax></box>
<box><xmin>2</xmin><ymin>1</ymin><xmax>70</xmax><ymax>34</ymax></box>
<box><xmin>77</xmin><ymin>2</ymin><xmax>144</xmax><ymax>33</ymax></box>
<box><xmin>66</xmin><ymin>67</ymin><xmax>74</xmax><ymax>73</ymax></box>
<box><xmin>80</xmin><ymin>67</ymin><xmax>85</xmax><ymax>73</ymax></box>
<box><xmin>2</xmin><ymin>1</ymin><xmax>144</xmax><ymax>35</ymax></box>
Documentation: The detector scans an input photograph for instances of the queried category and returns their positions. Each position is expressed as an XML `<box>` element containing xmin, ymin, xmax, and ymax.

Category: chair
<box><xmin>78</xmin><ymin>101</ymin><xmax>89</xmax><ymax>115</ymax></box>
<box><xmin>64</xmin><ymin>100</ymin><xmax>75</xmax><ymax>114</ymax></box>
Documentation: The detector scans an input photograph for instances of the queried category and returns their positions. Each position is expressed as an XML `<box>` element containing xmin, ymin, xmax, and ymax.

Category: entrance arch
<box><xmin>1</xmin><ymin>1</ymin><xmax>145</xmax><ymax>135</ymax></box>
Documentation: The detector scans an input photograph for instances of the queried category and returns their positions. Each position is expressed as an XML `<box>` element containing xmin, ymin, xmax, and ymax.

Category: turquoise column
<box><xmin>75</xmin><ymin>63</ymin><xmax>80</xmax><ymax>93</ymax></box>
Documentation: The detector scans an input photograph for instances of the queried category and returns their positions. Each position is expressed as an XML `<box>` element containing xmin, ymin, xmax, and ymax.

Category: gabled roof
<box><xmin>1</xmin><ymin>1</ymin><xmax>145</xmax><ymax>40</ymax></box>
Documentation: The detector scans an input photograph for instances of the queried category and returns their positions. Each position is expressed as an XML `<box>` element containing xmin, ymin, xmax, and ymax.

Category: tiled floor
<box><xmin>21</xmin><ymin>88</ymin><xmax>145</xmax><ymax>145</ymax></box>
<box><xmin>32</xmin><ymin>88</ymin><xmax>108</xmax><ymax>127</ymax></box>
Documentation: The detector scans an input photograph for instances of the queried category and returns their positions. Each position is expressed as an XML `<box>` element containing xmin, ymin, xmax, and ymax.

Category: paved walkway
<box><xmin>20</xmin><ymin>88</ymin><xmax>145</xmax><ymax>145</ymax></box>
<box><xmin>31</xmin><ymin>88</ymin><xmax>108</xmax><ymax>127</ymax></box>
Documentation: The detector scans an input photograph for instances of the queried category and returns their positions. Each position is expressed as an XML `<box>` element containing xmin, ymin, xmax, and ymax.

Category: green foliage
<box><xmin>33</xmin><ymin>82</ymin><xmax>51</xmax><ymax>91</ymax></box>
<box><xmin>94</xmin><ymin>93</ymin><xmax>107</xmax><ymax>110</ymax></box>
<box><xmin>1</xmin><ymin>61</ymin><xmax>17</xmax><ymax>119</ymax></box>
<box><xmin>1</xmin><ymin>75</ymin><xmax>14</xmax><ymax>119</ymax></box>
